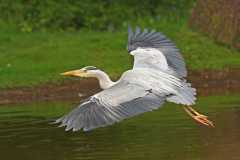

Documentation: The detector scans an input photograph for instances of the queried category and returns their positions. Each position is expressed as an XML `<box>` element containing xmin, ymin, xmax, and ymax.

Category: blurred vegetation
<box><xmin>0</xmin><ymin>0</ymin><xmax>239</xmax><ymax>88</ymax></box>
<box><xmin>0</xmin><ymin>21</ymin><xmax>240</xmax><ymax>88</ymax></box>
<box><xmin>0</xmin><ymin>0</ymin><xmax>195</xmax><ymax>31</ymax></box>
<box><xmin>190</xmin><ymin>0</ymin><xmax>240</xmax><ymax>49</ymax></box>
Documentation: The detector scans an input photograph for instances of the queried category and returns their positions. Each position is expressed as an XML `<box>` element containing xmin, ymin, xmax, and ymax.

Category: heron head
<box><xmin>61</xmin><ymin>66</ymin><xmax>100</xmax><ymax>78</ymax></box>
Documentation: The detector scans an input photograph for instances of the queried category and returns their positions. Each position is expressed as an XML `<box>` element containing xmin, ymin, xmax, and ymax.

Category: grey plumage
<box><xmin>56</xmin><ymin>69</ymin><xmax>196</xmax><ymax>132</ymax></box>
<box><xmin>128</xmin><ymin>26</ymin><xmax>187</xmax><ymax>78</ymax></box>
<box><xmin>56</xmin><ymin>80</ymin><xmax>166</xmax><ymax>132</ymax></box>
<box><xmin>55</xmin><ymin>26</ymin><xmax>196</xmax><ymax>132</ymax></box>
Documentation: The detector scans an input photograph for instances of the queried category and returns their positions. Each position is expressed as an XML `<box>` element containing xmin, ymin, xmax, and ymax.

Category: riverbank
<box><xmin>1</xmin><ymin>25</ymin><xmax>240</xmax><ymax>88</ymax></box>
<box><xmin>1</xmin><ymin>68</ymin><xmax>239</xmax><ymax>105</ymax></box>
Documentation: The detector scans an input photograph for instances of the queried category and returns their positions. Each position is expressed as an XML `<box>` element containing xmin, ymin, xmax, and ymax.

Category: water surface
<box><xmin>0</xmin><ymin>95</ymin><xmax>240</xmax><ymax>160</ymax></box>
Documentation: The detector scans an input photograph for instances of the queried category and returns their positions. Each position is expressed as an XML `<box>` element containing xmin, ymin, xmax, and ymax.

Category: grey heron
<box><xmin>56</xmin><ymin>26</ymin><xmax>214</xmax><ymax>132</ymax></box>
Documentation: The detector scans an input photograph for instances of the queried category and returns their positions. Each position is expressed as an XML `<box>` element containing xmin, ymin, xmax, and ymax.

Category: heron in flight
<box><xmin>56</xmin><ymin>26</ymin><xmax>214</xmax><ymax>132</ymax></box>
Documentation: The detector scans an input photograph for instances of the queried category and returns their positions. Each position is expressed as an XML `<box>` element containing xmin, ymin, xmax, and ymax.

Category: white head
<box><xmin>61</xmin><ymin>66</ymin><xmax>115</xmax><ymax>89</ymax></box>
<box><xmin>61</xmin><ymin>66</ymin><xmax>102</xmax><ymax>78</ymax></box>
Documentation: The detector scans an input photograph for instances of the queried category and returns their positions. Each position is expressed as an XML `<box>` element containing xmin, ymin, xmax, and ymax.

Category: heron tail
<box><xmin>166</xmin><ymin>81</ymin><xmax>196</xmax><ymax>106</ymax></box>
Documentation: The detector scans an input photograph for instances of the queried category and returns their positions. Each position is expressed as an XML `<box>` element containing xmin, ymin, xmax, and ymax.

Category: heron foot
<box><xmin>183</xmin><ymin>106</ymin><xmax>214</xmax><ymax>127</ymax></box>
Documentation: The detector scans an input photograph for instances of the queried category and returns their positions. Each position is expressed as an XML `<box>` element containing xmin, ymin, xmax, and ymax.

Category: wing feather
<box><xmin>127</xmin><ymin>26</ymin><xmax>187</xmax><ymax>78</ymax></box>
<box><xmin>55</xmin><ymin>81</ymin><xmax>165</xmax><ymax>132</ymax></box>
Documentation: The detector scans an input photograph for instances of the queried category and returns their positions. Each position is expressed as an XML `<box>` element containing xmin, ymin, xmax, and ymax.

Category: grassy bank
<box><xmin>0</xmin><ymin>21</ymin><xmax>240</xmax><ymax>88</ymax></box>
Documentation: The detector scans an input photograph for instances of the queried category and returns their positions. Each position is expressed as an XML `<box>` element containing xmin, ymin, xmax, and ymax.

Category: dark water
<box><xmin>0</xmin><ymin>95</ymin><xmax>240</xmax><ymax>160</ymax></box>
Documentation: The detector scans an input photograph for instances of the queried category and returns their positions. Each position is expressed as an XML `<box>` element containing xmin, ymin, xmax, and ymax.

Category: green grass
<box><xmin>0</xmin><ymin>20</ymin><xmax>239</xmax><ymax>88</ymax></box>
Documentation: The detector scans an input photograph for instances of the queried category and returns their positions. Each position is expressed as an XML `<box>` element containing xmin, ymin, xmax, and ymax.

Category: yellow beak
<box><xmin>60</xmin><ymin>69</ymin><xmax>88</xmax><ymax>77</ymax></box>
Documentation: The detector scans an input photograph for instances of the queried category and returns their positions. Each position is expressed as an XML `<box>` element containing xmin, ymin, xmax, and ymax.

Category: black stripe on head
<box><xmin>84</xmin><ymin>66</ymin><xmax>98</xmax><ymax>71</ymax></box>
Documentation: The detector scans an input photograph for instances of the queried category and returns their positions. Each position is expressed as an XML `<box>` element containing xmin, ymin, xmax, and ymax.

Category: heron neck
<box><xmin>94</xmin><ymin>71</ymin><xmax>115</xmax><ymax>89</ymax></box>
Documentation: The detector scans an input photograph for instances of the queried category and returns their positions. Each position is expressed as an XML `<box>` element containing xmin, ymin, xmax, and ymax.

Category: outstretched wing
<box><xmin>55</xmin><ymin>81</ymin><xmax>165</xmax><ymax>132</ymax></box>
<box><xmin>128</xmin><ymin>26</ymin><xmax>187</xmax><ymax>78</ymax></box>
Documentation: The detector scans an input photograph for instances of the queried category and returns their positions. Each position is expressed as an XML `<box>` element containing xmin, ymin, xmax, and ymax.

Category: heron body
<box><xmin>56</xmin><ymin>26</ymin><xmax>214</xmax><ymax>132</ymax></box>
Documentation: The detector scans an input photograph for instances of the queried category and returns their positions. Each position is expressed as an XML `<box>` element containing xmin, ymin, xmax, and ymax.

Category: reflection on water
<box><xmin>0</xmin><ymin>95</ymin><xmax>240</xmax><ymax>160</ymax></box>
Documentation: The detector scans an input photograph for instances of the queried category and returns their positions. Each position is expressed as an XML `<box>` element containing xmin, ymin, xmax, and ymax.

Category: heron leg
<box><xmin>183</xmin><ymin>106</ymin><xmax>214</xmax><ymax>127</ymax></box>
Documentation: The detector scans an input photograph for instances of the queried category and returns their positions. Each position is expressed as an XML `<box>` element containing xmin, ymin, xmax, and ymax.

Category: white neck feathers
<box><xmin>94</xmin><ymin>71</ymin><xmax>115</xmax><ymax>89</ymax></box>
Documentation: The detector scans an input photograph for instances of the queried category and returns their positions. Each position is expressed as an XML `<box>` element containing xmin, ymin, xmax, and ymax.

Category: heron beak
<box><xmin>60</xmin><ymin>69</ymin><xmax>88</xmax><ymax>77</ymax></box>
